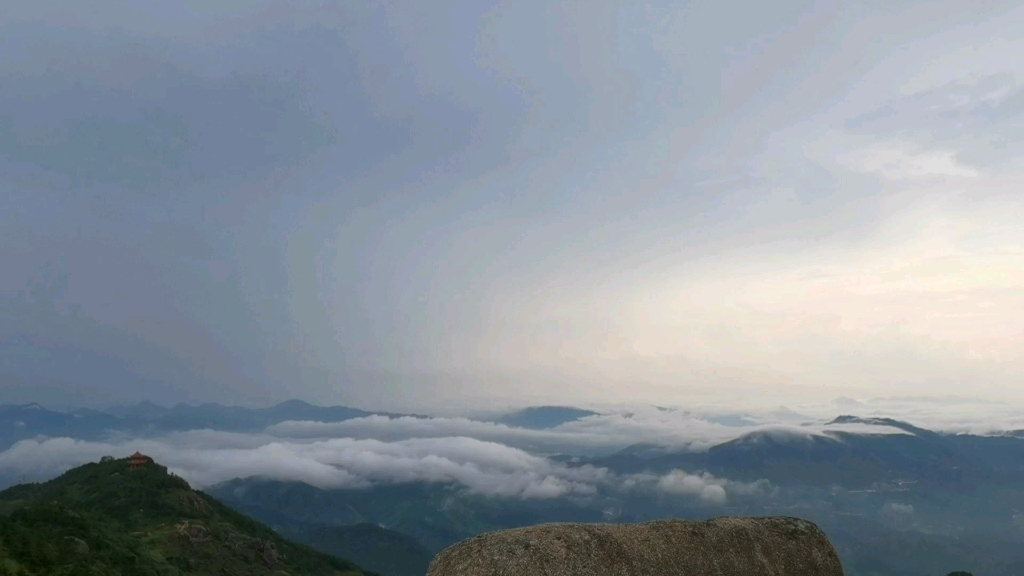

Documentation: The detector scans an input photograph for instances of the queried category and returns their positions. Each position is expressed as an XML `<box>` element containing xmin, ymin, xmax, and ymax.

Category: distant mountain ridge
<box><xmin>211</xmin><ymin>494</ymin><xmax>435</xmax><ymax>576</ymax></box>
<box><xmin>210</xmin><ymin>478</ymin><xmax>610</xmax><ymax>555</ymax></box>
<box><xmin>0</xmin><ymin>401</ymin><xmax>606</xmax><ymax>452</ymax></box>
<box><xmin>103</xmin><ymin>399</ymin><xmax>374</xmax><ymax>431</ymax></box>
<box><xmin>590</xmin><ymin>414</ymin><xmax>1024</xmax><ymax>491</ymax></box>
<box><xmin>0</xmin><ymin>400</ymin><xmax>375</xmax><ymax>450</ymax></box>
<box><xmin>494</xmin><ymin>406</ymin><xmax>599</xmax><ymax>429</ymax></box>
<box><xmin>827</xmin><ymin>414</ymin><xmax>936</xmax><ymax>436</ymax></box>
<box><xmin>283</xmin><ymin>523</ymin><xmax>434</xmax><ymax>576</ymax></box>
<box><xmin>0</xmin><ymin>401</ymin><xmax>124</xmax><ymax>450</ymax></box>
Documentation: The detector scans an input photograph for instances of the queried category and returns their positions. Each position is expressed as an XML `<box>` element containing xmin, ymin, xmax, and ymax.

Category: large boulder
<box><xmin>426</xmin><ymin>516</ymin><xmax>843</xmax><ymax>576</ymax></box>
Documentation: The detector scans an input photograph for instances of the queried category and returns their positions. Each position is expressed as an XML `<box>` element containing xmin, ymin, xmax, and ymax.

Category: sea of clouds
<box><xmin>1</xmin><ymin>395</ymin><xmax>1019</xmax><ymax>504</ymax></box>
<box><xmin>0</xmin><ymin>431</ymin><xmax>766</xmax><ymax>503</ymax></box>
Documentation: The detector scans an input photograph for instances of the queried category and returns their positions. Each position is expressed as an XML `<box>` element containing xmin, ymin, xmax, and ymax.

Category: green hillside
<box><xmin>0</xmin><ymin>455</ymin><xmax>378</xmax><ymax>576</ymax></box>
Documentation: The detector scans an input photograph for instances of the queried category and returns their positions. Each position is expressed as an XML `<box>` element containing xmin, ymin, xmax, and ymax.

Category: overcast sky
<box><xmin>2</xmin><ymin>0</ymin><xmax>1023</xmax><ymax>411</ymax></box>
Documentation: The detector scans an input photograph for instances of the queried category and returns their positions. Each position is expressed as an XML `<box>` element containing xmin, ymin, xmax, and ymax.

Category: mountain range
<box><xmin>0</xmin><ymin>400</ymin><xmax>375</xmax><ymax>451</ymax></box>
<box><xmin>494</xmin><ymin>406</ymin><xmax>600</xmax><ymax>429</ymax></box>
<box><xmin>2</xmin><ymin>401</ymin><xmax>1018</xmax><ymax>575</ymax></box>
<box><xmin>204</xmin><ymin>411</ymin><xmax>1024</xmax><ymax>576</ymax></box>
<box><xmin>0</xmin><ymin>401</ymin><xmax>605</xmax><ymax>452</ymax></box>
<box><xmin>589</xmin><ymin>416</ymin><xmax>1024</xmax><ymax>491</ymax></box>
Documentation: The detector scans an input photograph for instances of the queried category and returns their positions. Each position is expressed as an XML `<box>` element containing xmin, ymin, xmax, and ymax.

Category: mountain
<box><xmin>589</xmin><ymin>416</ymin><xmax>1024</xmax><ymax>490</ymax></box>
<box><xmin>210</xmin><ymin>478</ymin><xmax>610</xmax><ymax>555</ymax></box>
<box><xmin>282</xmin><ymin>523</ymin><xmax>434</xmax><ymax>576</ymax></box>
<box><xmin>212</xmin><ymin>492</ymin><xmax>435</xmax><ymax>576</ymax></box>
<box><xmin>210</xmin><ymin>476</ymin><xmax>1008</xmax><ymax>576</ymax></box>
<box><xmin>828</xmin><ymin>415</ymin><xmax>935</xmax><ymax>435</ymax></box>
<box><xmin>103</xmin><ymin>400</ymin><xmax>172</xmax><ymax>420</ymax></box>
<box><xmin>494</xmin><ymin>406</ymin><xmax>598</xmax><ymax>429</ymax></box>
<box><xmin>0</xmin><ymin>403</ymin><xmax>123</xmax><ymax>450</ymax></box>
<box><xmin>197</xmin><ymin>491</ymin><xmax>434</xmax><ymax>576</ymax></box>
<box><xmin>109</xmin><ymin>400</ymin><xmax>373</xmax><ymax>433</ymax></box>
<box><xmin>0</xmin><ymin>454</ymin><xmax>378</xmax><ymax>576</ymax></box>
<box><xmin>0</xmin><ymin>401</ymin><xmax>604</xmax><ymax>454</ymax></box>
<box><xmin>0</xmin><ymin>400</ymin><xmax>376</xmax><ymax>451</ymax></box>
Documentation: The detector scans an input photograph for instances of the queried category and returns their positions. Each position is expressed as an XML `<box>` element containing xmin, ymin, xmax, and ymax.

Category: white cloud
<box><xmin>836</xmin><ymin>143</ymin><xmax>980</xmax><ymax>179</ymax></box>
<box><xmin>0</xmin><ymin>433</ymin><xmax>599</xmax><ymax>499</ymax></box>
<box><xmin>268</xmin><ymin>411</ymin><xmax>731</xmax><ymax>454</ymax></box>
<box><xmin>656</xmin><ymin>470</ymin><xmax>729</xmax><ymax>504</ymax></box>
<box><xmin>0</xmin><ymin>427</ymin><xmax>775</xmax><ymax>505</ymax></box>
<box><xmin>882</xmin><ymin>502</ymin><xmax>914</xmax><ymax>515</ymax></box>
<box><xmin>266</xmin><ymin>407</ymin><xmax>914</xmax><ymax>458</ymax></box>
<box><xmin>9</xmin><ymin>395</ymin><xmax>1024</xmax><ymax>506</ymax></box>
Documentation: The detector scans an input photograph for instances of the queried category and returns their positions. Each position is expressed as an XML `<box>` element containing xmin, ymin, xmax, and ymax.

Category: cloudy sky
<box><xmin>2</xmin><ymin>0</ymin><xmax>1023</xmax><ymax>411</ymax></box>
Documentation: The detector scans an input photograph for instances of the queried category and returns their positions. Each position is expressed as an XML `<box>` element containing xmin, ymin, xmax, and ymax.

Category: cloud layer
<box><xmin>267</xmin><ymin>408</ymin><xmax>913</xmax><ymax>456</ymax></box>
<box><xmin>7</xmin><ymin>392</ymin><xmax>1024</xmax><ymax>506</ymax></box>
<box><xmin>0</xmin><ymin>431</ymin><xmax>764</xmax><ymax>504</ymax></box>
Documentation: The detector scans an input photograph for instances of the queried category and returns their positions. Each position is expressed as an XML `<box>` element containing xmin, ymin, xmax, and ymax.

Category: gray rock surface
<box><xmin>427</xmin><ymin>516</ymin><xmax>843</xmax><ymax>576</ymax></box>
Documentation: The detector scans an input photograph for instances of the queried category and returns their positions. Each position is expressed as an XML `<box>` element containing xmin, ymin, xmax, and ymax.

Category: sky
<box><xmin>2</xmin><ymin>0</ymin><xmax>1024</xmax><ymax>412</ymax></box>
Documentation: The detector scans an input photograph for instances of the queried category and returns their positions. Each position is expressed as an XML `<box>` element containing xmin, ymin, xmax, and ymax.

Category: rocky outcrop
<box><xmin>427</xmin><ymin>516</ymin><xmax>843</xmax><ymax>576</ymax></box>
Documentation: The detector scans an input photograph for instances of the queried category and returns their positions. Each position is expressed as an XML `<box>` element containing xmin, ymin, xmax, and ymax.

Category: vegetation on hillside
<box><xmin>0</xmin><ymin>455</ymin><xmax>377</xmax><ymax>576</ymax></box>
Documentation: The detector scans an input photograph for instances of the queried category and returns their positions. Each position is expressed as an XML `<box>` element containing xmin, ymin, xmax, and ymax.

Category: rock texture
<box><xmin>426</xmin><ymin>516</ymin><xmax>843</xmax><ymax>576</ymax></box>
